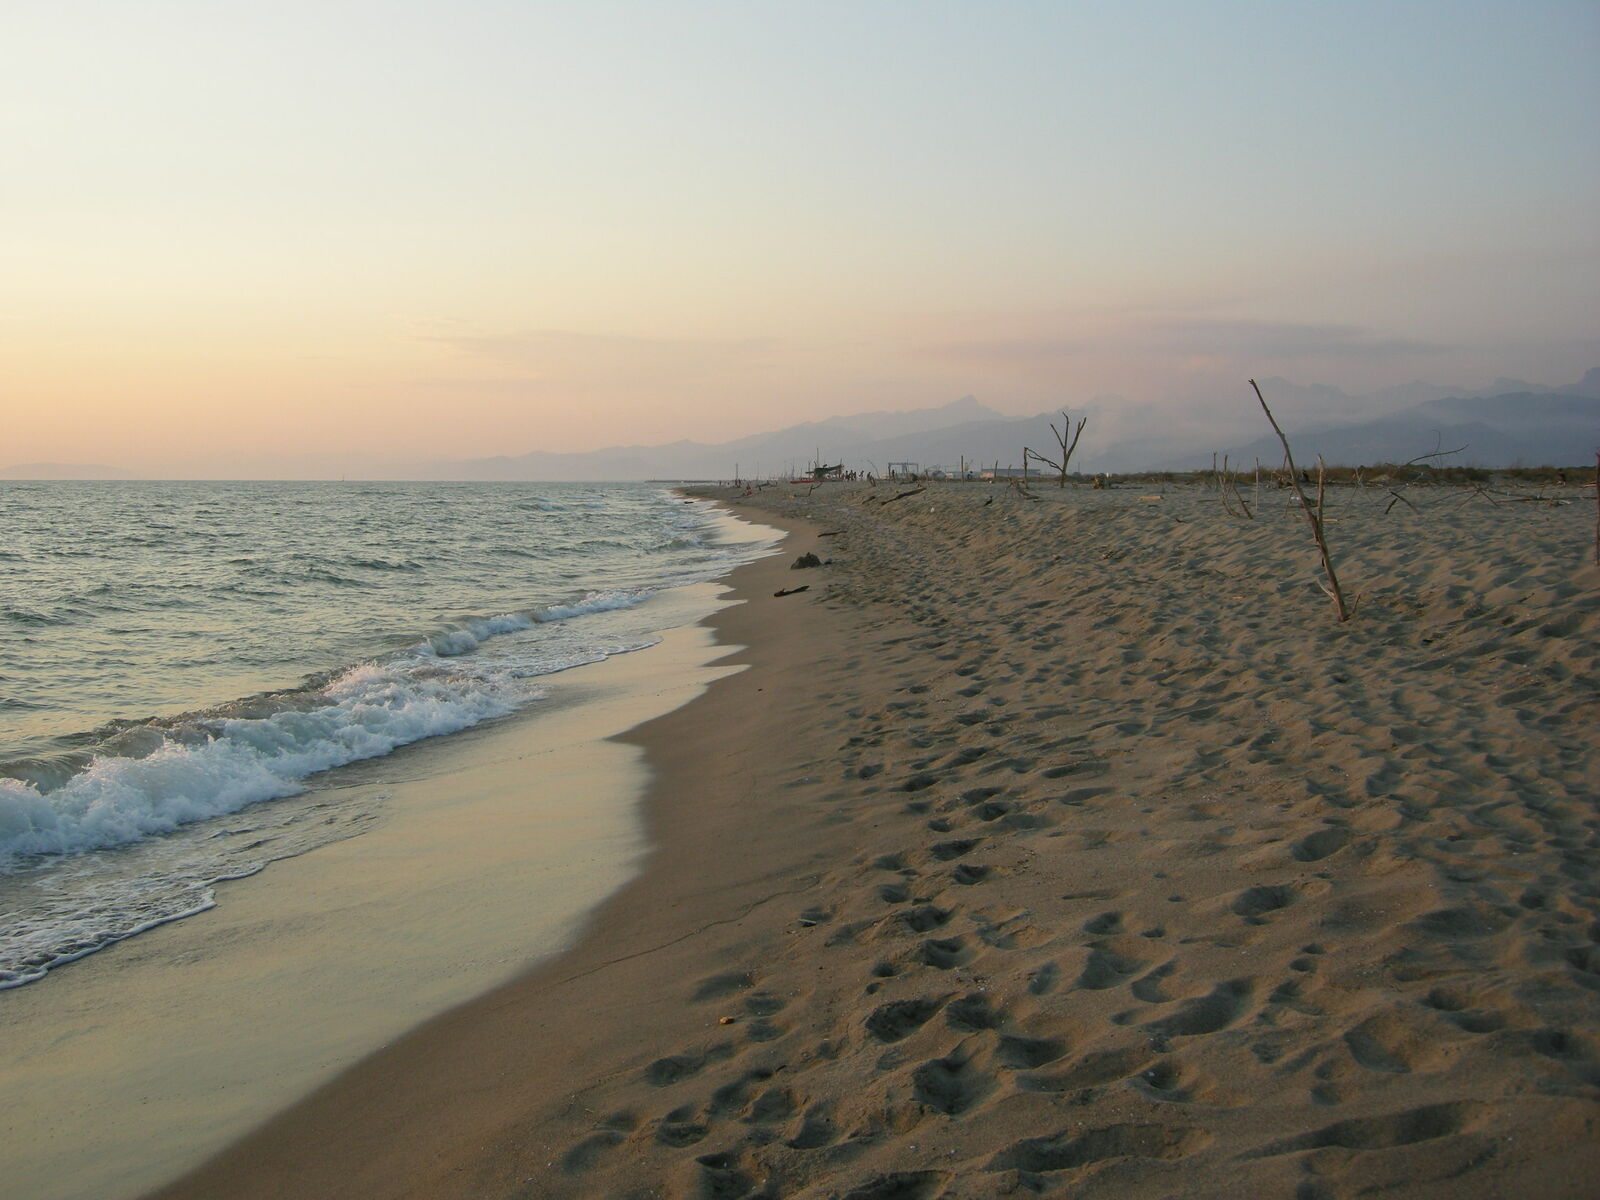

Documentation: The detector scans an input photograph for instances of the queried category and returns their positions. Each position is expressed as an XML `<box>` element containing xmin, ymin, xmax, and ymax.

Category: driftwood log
<box><xmin>879</xmin><ymin>486</ymin><xmax>926</xmax><ymax>506</ymax></box>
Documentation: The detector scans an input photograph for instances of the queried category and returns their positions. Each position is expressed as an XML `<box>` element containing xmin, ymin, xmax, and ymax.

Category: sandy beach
<box><xmin>150</xmin><ymin>478</ymin><xmax>1599</xmax><ymax>1199</ymax></box>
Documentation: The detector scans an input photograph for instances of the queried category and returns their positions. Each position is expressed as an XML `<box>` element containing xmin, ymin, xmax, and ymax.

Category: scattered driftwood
<box><xmin>1455</xmin><ymin>484</ymin><xmax>1508</xmax><ymax>510</ymax></box>
<box><xmin>773</xmin><ymin>585</ymin><xmax>809</xmax><ymax>597</ymax></box>
<box><xmin>1404</xmin><ymin>435</ymin><xmax>1469</xmax><ymax>467</ymax></box>
<box><xmin>1383</xmin><ymin>489</ymin><xmax>1419</xmax><ymax>515</ymax></box>
<box><xmin>1249</xmin><ymin>379</ymin><xmax>1355</xmax><ymax>622</ymax></box>
<box><xmin>791</xmin><ymin>552</ymin><xmax>822</xmax><ymax>569</ymax></box>
<box><xmin>1008</xmin><ymin>477</ymin><xmax>1039</xmax><ymax>501</ymax></box>
<box><xmin>1024</xmin><ymin>409</ymin><xmax>1088</xmax><ymax>488</ymax></box>
<box><xmin>1217</xmin><ymin>453</ymin><xmax>1253</xmax><ymax>519</ymax></box>
<box><xmin>817</xmin><ymin>530</ymin><xmax>845</xmax><ymax>537</ymax></box>
<box><xmin>1373</xmin><ymin>437</ymin><xmax>1470</xmax><ymax>513</ymax></box>
<box><xmin>880</xmin><ymin>486</ymin><xmax>926</xmax><ymax>506</ymax></box>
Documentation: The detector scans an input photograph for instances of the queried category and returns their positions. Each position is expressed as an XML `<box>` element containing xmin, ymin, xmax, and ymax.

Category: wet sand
<box><xmin>0</xmin><ymin>585</ymin><xmax>748</xmax><ymax>1200</ymax></box>
<box><xmin>150</xmin><ymin>480</ymin><xmax>1598</xmax><ymax>1199</ymax></box>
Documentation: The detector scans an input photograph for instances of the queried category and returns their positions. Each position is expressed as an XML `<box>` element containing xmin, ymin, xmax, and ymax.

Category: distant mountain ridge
<box><xmin>428</xmin><ymin>371</ymin><xmax>1598</xmax><ymax>479</ymax></box>
<box><xmin>1151</xmin><ymin>386</ymin><xmax>1598</xmax><ymax>472</ymax></box>
<box><xmin>6</xmin><ymin>373</ymin><xmax>1595</xmax><ymax>480</ymax></box>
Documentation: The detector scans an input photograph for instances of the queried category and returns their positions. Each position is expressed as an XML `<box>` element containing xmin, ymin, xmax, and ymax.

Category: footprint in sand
<box><xmin>837</xmin><ymin>1171</ymin><xmax>950</xmax><ymax>1200</ymax></box>
<box><xmin>1131</xmin><ymin>962</ymin><xmax>1178</xmax><ymax>1003</ymax></box>
<box><xmin>1028</xmin><ymin>962</ymin><xmax>1060</xmax><ymax>995</ymax></box>
<box><xmin>946</xmin><ymin>993</ymin><xmax>1005</xmax><ymax>1032</ymax></box>
<box><xmin>1131</xmin><ymin>1058</ymin><xmax>1217</xmax><ymax>1103</ymax></box>
<box><xmin>917</xmin><ymin>936</ymin><xmax>973</xmax><ymax>969</ymax></box>
<box><xmin>559</xmin><ymin>1129</ymin><xmax>626</xmax><ymax>1173</ymax></box>
<box><xmin>690</xmin><ymin>971</ymin><xmax>756</xmax><ymax>1002</ymax></box>
<box><xmin>1143</xmin><ymin>978</ymin><xmax>1255</xmax><ymax>1040</ymax></box>
<box><xmin>1249</xmin><ymin>1100</ymin><xmax>1486</xmax><ymax>1156</ymax></box>
<box><xmin>1292</xmin><ymin>825</ymin><xmax>1350</xmax><ymax>862</ymax></box>
<box><xmin>995</xmin><ymin>1034</ymin><xmax>1069</xmax><ymax>1070</ymax></box>
<box><xmin>786</xmin><ymin>1101</ymin><xmax>839</xmax><ymax>1150</ymax></box>
<box><xmin>1076</xmin><ymin>944</ymin><xmax>1147</xmax><ymax>990</ymax></box>
<box><xmin>865</xmin><ymin>997</ymin><xmax>947</xmax><ymax>1043</ymax></box>
<box><xmin>892</xmin><ymin>904</ymin><xmax>951</xmax><ymax>934</ymax></box>
<box><xmin>911</xmin><ymin>1044</ymin><xmax>995</xmax><ymax>1115</ymax></box>
<box><xmin>951</xmin><ymin>862</ymin><xmax>994</xmax><ymax>885</ymax></box>
<box><xmin>1082</xmin><ymin>911</ymin><xmax>1123</xmax><ymax>935</ymax></box>
<box><xmin>988</xmin><ymin>1122</ymin><xmax>1211</xmax><ymax>1175</ymax></box>
<box><xmin>653</xmin><ymin>1117</ymin><xmax>709</xmax><ymax>1148</ymax></box>
<box><xmin>1231</xmin><ymin>884</ymin><xmax>1299</xmax><ymax>923</ymax></box>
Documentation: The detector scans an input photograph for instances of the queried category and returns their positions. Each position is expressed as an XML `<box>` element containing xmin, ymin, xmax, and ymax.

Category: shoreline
<box><xmin>151</xmin><ymin>481</ymin><xmax>1598</xmax><ymax>1199</ymax></box>
<box><xmin>147</xmin><ymin>504</ymin><xmax>834</xmax><ymax>1200</ymax></box>
<box><xmin>0</xmin><ymin>573</ymin><xmax>767</xmax><ymax>1200</ymax></box>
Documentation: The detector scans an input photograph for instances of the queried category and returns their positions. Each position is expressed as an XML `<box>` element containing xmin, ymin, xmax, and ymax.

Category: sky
<box><xmin>4</xmin><ymin>0</ymin><xmax>1597</xmax><ymax>476</ymax></box>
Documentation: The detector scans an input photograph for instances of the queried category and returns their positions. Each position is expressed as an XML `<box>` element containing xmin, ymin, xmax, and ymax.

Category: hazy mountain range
<box><xmin>416</xmin><ymin>369</ymin><xmax>1599</xmax><ymax>479</ymax></box>
<box><xmin>7</xmin><ymin>371</ymin><xmax>1596</xmax><ymax>480</ymax></box>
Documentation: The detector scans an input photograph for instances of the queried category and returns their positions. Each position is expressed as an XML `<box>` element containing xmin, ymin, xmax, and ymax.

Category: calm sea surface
<box><xmin>0</xmin><ymin>480</ymin><xmax>773</xmax><ymax>989</ymax></box>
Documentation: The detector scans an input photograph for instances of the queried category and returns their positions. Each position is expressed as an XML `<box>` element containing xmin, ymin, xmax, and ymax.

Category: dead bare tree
<box><xmin>1024</xmin><ymin>409</ymin><xmax>1088</xmax><ymax>488</ymax></box>
<box><xmin>1249</xmin><ymin>379</ymin><xmax>1354</xmax><ymax>622</ymax></box>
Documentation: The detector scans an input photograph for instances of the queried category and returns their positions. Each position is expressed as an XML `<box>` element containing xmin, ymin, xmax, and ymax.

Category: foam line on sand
<box><xmin>150</xmin><ymin>481</ymin><xmax>1599</xmax><ymax>1200</ymax></box>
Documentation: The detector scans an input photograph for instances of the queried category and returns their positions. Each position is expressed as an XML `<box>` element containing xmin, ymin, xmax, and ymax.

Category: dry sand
<box><xmin>151</xmin><ymin>479</ymin><xmax>1599</xmax><ymax>1200</ymax></box>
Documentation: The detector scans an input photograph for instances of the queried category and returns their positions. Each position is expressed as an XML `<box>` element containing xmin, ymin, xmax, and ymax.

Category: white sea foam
<box><xmin>0</xmin><ymin>481</ymin><xmax>783</xmax><ymax>987</ymax></box>
<box><xmin>0</xmin><ymin>662</ymin><xmax>519</xmax><ymax>864</ymax></box>
<box><xmin>419</xmin><ymin>612</ymin><xmax>536</xmax><ymax>657</ymax></box>
<box><xmin>539</xmin><ymin>590</ymin><xmax>649</xmax><ymax>622</ymax></box>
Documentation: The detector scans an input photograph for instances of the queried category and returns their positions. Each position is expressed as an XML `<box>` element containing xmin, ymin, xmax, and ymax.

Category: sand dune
<box><xmin>152</xmin><ymin>478</ymin><xmax>1599</xmax><ymax>1200</ymax></box>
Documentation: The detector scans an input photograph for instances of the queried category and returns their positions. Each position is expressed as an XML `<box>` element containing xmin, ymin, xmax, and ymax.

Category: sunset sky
<box><xmin>5</xmin><ymin>1</ymin><xmax>1597</xmax><ymax>476</ymax></box>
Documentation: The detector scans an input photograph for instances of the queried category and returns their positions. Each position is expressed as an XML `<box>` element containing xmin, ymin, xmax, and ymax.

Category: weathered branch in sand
<box><xmin>1249</xmin><ymin>379</ymin><xmax>1354</xmax><ymax>622</ymax></box>
<box><xmin>1383</xmin><ymin>489</ymin><xmax>1419</xmax><ymax>515</ymax></box>
<box><xmin>1455</xmin><ymin>484</ymin><xmax>1508</xmax><ymax>510</ymax></box>
<box><xmin>1217</xmin><ymin>454</ymin><xmax>1254</xmax><ymax>519</ymax></box>
<box><xmin>879</xmin><ymin>486</ymin><xmax>926</xmax><ymax>506</ymax></box>
<box><xmin>1403</xmin><ymin>434</ymin><xmax>1468</xmax><ymax>468</ymax></box>
<box><xmin>1024</xmin><ymin>409</ymin><xmax>1088</xmax><ymax>488</ymax></box>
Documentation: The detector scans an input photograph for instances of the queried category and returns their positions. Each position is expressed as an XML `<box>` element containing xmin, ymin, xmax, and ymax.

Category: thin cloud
<box><xmin>921</xmin><ymin>336</ymin><xmax>1090</xmax><ymax>363</ymax></box>
<box><xmin>1146</xmin><ymin>320</ymin><xmax>1447</xmax><ymax>360</ymax></box>
<box><xmin>919</xmin><ymin>320</ymin><xmax>1445</xmax><ymax>368</ymax></box>
<box><xmin>425</xmin><ymin>329</ymin><xmax>779</xmax><ymax>368</ymax></box>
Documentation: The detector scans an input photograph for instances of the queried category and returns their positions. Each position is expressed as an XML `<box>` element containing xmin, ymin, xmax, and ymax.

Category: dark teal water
<box><xmin>0</xmin><ymin>481</ymin><xmax>773</xmax><ymax>987</ymax></box>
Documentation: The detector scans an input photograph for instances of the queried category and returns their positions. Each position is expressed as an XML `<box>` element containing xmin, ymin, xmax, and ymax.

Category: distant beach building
<box><xmin>980</xmin><ymin>466</ymin><xmax>1037</xmax><ymax>480</ymax></box>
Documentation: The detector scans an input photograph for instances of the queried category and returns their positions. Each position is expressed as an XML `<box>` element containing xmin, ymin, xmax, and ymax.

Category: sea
<box><xmin>0</xmin><ymin>480</ymin><xmax>773</xmax><ymax>992</ymax></box>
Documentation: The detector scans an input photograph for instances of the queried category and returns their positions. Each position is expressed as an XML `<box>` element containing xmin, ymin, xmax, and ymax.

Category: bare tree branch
<box><xmin>1249</xmin><ymin>379</ymin><xmax>1354</xmax><ymax>622</ymax></box>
